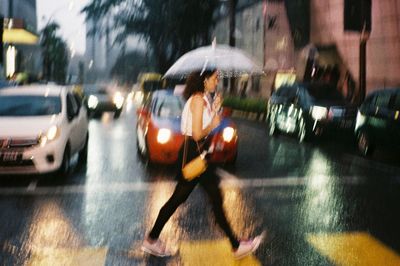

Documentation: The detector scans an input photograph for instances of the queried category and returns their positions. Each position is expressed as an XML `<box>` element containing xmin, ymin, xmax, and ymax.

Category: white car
<box><xmin>0</xmin><ymin>85</ymin><xmax>89</xmax><ymax>176</ymax></box>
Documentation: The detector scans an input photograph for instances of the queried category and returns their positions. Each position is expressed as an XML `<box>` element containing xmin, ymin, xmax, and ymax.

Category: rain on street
<box><xmin>1</xmin><ymin>103</ymin><xmax>400</xmax><ymax>266</ymax></box>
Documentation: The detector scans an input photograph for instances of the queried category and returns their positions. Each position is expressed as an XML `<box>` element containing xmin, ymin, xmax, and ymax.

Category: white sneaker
<box><xmin>233</xmin><ymin>234</ymin><xmax>264</xmax><ymax>260</ymax></box>
<box><xmin>141</xmin><ymin>238</ymin><xmax>172</xmax><ymax>257</ymax></box>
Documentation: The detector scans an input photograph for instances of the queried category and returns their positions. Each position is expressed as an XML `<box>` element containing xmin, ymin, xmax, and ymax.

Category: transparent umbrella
<box><xmin>164</xmin><ymin>40</ymin><xmax>264</xmax><ymax>78</ymax></box>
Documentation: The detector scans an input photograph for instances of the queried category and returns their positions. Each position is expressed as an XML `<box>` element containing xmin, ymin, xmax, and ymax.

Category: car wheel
<box><xmin>58</xmin><ymin>146</ymin><xmax>71</xmax><ymax>177</ymax></box>
<box><xmin>268</xmin><ymin>117</ymin><xmax>277</xmax><ymax>136</ymax></box>
<box><xmin>114</xmin><ymin>110</ymin><xmax>121</xmax><ymax>119</ymax></box>
<box><xmin>357</xmin><ymin>131</ymin><xmax>373</xmax><ymax>156</ymax></box>
<box><xmin>298</xmin><ymin>118</ymin><xmax>307</xmax><ymax>143</ymax></box>
<box><xmin>78</xmin><ymin>134</ymin><xmax>89</xmax><ymax>165</ymax></box>
<box><xmin>136</xmin><ymin>129</ymin><xmax>149</xmax><ymax>161</ymax></box>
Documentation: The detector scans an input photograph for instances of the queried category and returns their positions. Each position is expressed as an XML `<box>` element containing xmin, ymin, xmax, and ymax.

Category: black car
<box><xmin>355</xmin><ymin>88</ymin><xmax>400</xmax><ymax>156</ymax></box>
<box><xmin>267</xmin><ymin>83</ymin><xmax>357</xmax><ymax>142</ymax></box>
<box><xmin>83</xmin><ymin>84</ymin><xmax>125</xmax><ymax>119</ymax></box>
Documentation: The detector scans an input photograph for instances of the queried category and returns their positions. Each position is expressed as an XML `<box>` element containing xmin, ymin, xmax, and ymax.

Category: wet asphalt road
<box><xmin>1</xmin><ymin>102</ymin><xmax>400</xmax><ymax>265</ymax></box>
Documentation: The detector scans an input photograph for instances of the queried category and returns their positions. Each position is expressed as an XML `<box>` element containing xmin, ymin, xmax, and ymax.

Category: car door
<box><xmin>370</xmin><ymin>92</ymin><xmax>392</xmax><ymax>146</ymax></box>
<box><xmin>136</xmin><ymin>93</ymin><xmax>153</xmax><ymax>149</ymax></box>
<box><xmin>66</xmin><ymin>93</ymin><xmax>80</xmax><ymax>154</ymax></box>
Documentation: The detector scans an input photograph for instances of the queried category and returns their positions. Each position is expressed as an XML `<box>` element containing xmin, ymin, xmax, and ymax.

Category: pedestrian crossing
<box><xmin>307</xmin><ymin>232</ymin><xmax>400</xmax><ymax>266</ymax></box>
<box><xmin>26</xmin><ymin>232</ymin><xmax>400</xmax><ymax>265</ymax></box>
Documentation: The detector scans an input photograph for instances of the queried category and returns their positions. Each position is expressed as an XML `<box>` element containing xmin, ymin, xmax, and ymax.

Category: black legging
<box><xmin>148</xmin><ymin>137</ymin><xmax>240</xmax><ymax>249</ymax></box>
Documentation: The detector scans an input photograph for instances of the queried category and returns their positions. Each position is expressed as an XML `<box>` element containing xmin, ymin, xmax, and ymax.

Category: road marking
<box><xmin>26</xmin><ymin>179</ymin><xmax>37</xmax><ymax>192</ymax></box>
<box><xmin>180</xmin><ymin>239</ymin><xmax>261</xmax><ymax>266</ymax></box>
<box><xmin>27</xmin><ymin>247</ymin><xmax>108</xmax><ymax>266</ymax></box>
<box><xmin>307</xmin><ymin>232</ymin><xmax>400</xmax><ymax>266</ymax></box>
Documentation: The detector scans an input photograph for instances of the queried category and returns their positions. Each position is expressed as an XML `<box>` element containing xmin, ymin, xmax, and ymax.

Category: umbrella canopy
<box><xmin>164</xmin><ymin>42</ymin><xmax>264</xmax><ymax>78</ymax></box>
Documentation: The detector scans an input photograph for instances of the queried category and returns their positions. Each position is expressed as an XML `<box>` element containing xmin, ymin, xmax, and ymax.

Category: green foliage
<box><xmin>82</xmin><ymin>0</ymin><xmax>219</xmax><ymax>73</ymax></box>
<box><xmin>40</xmin><ymin>22</ymin><xmax>69</xmax><ymax>83</ymax></box>
<box><xmin>110</xmin><ymin>50</ymin><xmax>157</xmax><ymax>83</ymax></box>
<box><xmin>223</xmin><ymin>96</ymin><xmax>268</xmax><ymax>114</ymax></box>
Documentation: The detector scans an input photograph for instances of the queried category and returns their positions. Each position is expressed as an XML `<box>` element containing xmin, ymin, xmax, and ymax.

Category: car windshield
<box><xmin>84</xmin><ymin>86</ymin><xmax>108</xmax><ymax>95</ymax></box>
<box><xmin>153</xmin><ymin>95</ymin><xmax>184</xmax><ymax>118</ymax></box>
<box><xmin>0</xmin><ymin>95</ymin><xmax>61</xmax><ymax>116</ymax></box>
<box><xmin>305</xmin><ymin>84</ymin><xmax>346</xmax><ymax>104</ymax></box>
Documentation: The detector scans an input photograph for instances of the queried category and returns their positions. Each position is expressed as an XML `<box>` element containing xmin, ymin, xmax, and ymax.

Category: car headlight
<box><xmin>113</xmin><ymin>92</ymin><xmax>125</xmax><ymax>109</ymax></box>
<box><xmin>88</xmin><ymin>95</ymin><xmax>98</xmax><ymax>109</ymax></box>
<box><xmin>222</xmin><ymin>127</ymin><xmax>235</xmax><ymax>142</ymax></box>
<box><xmin>311</xmin><ymin>106</ymin><xmax>328</xmax><ymax>120</ymax></box>
<box><xmin>40</xmin><ymin>125</ymin><xmax>60</xmax><ymax>146</ymax></box>
<box><xmin>157</xmin><ymin>128</ymin><xmax>171</xmax><ymax>144</ymax></box>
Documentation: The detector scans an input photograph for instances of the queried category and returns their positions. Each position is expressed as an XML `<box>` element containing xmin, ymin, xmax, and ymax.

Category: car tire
<box><xmin>136</xmin><ymin>131</ymin><xmax>149</xmax><ymax>162</ymax></box>
<box><xmin>268</xmin><ymin>116</ymin><xmax>277</xmax><ymax>136</ymax></box>
<box><xmin>58</xmin><ymin>145</ymin><xmax>71</xmax><ymax>177</ymax></box>
<box><xmin>227</xmin><ymin>151</ymin><xmax>238</xmax><ymax>165</ymax></box>
<box><xmin>78</xmin><ymin>134</ymin><xmax>89</xmax><ymax>165</ymax></box>
<box><xmin>114</xmin><ymin>110</ymin><xmax>121</xmax><ymax>119</ymax></box>
<box><xmin>357</xmin><ymin>130</ymin><xmax>373</xmax><ymax>156</ymax></box>
<box><xmin>298</xmin><ymin>118</ymin><xmax>307</xmax><ymax>143</ymax></box>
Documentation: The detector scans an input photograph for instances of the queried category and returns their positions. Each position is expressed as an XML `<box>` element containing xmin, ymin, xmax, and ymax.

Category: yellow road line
<box><xmin>179</xmin><ymin>239</ymin><xmax>261</xmax><ymax>266</ymax></box>
<box><xmin>27</xmin><ymin>247</ymin><xmax>108</xmax><ymax>266</ymax></box>
<box><xmin>307</xmin><ymin>232</ymin><xmax>400</xmax><ymax>266</ymax></box>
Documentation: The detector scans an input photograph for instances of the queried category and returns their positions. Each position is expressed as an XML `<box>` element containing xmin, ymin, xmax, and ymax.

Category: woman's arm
<box><xmin>190</xmin><ymin>94</ymin><xmax>220</xmax><ymax>141</ymax></box>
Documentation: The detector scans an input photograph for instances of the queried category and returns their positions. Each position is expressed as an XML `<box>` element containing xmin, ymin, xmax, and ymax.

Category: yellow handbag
<box><xmin>181</xmin><ymin>138</ymin><xmax>208</xmax><ymax>181</ymax></box>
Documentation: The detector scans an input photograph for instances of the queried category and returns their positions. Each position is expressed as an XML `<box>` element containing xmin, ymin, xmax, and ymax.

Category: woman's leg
<box><xmin>148</xmin><ymin>179</ymin><xmax>197</xmax><ymax>240</ymax></box>
<box><xmin>200</xmin><ymin>169</ymin><xmax>240</xmax><ymax>249</ymax></box>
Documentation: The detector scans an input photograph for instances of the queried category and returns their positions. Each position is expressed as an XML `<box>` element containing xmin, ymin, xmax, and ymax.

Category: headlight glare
<box><xmin>113</xmin><ymin>92</ymin><xmax>124</xmax><ymax>109</ymax></box>
<box><xmin>311</xmin><ymin>106</ymin><xmax>328</xmax><ymax>120</ymax></box>
<box><xmin>88</xmin><ymin>95</ymin><xmax>98</xmax><ymax>109</ymax></box>
<box><xmin>40</xmin><ymin>126</ymin><xmax>59</xmax><ymax>146</ymax></box>
<box><xmin>222</xmin><ymin>127</ymin><xmax>235</xmax><ymax>142</ymax></box>
<box><xmin>157</xmin><ymin>128</ymin><xmax>171</xmax><ymax>144</ymax></box>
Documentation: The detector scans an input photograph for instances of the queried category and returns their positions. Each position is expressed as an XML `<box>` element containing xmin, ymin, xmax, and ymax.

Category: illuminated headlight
<box><xmin>40</xmin><ymin>125</ymin><xmax>60</xmax><ymax>146</ymax></box>
<box><xmin>222</xmin><ymin>127</ymin><xmax>235</xmax><ymax>142</ymax></box>
<box><xmin>87</xmin><ymin>95</ymin><xmax>98</xmax><ymax>109</ymax></box>
<box><xmin>157</xmin><ymin>128</ymin><xmax>171</xmax><ymax>144</ymax></box>
<box><xmin>311</xmin><ymin>106</ymin><xmax>328</xmax><ymax>120</ymax></box>
<box><xmin>113</xmin><ymin>92</ymin><xmax>124</xmax><ymax>109</ymax></box>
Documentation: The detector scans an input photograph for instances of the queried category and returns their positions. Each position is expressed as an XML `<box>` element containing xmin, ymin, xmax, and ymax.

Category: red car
<box><xmin>136</xmin><ymin>89</ymin><xmax>238</xmax><ymax>164</ymax></box>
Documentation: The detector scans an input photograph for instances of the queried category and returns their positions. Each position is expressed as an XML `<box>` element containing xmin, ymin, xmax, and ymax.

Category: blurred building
<box><xmin>0</xmin><ymin>0</ymin><xmax>41</xmax><ymax>80</ymax></box>
<box><xmin>85</xmin><ymin>15</ymin><xmax>146</xmax><ymax>84</ymax></box>
<box><xmin>84</xmin><ymin>17</ymin><xmax>124</xmax><ymax>83</ymax></box>
<box><xmin>214</xmin><ymin>0</ymin><xmax>400</xmax><ymax>101</ymax></box>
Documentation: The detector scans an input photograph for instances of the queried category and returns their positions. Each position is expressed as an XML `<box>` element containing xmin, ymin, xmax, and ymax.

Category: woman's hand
<box><xmin>212</xmin><ymin>93</ymin><xmax>222</xmax><ymax>113</ymax></box>
<box><xmin>210</xmin><ymin>114</ymin><xmax>221</xmax><ymax>130</ymax></box>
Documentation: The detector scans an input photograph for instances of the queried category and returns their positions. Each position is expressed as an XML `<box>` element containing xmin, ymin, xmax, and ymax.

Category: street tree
<box><xmin>110</xmin><ymin>49</ymin><xmax>156</xmax><ymax>84</ymax></box>
<box><xmin>82</xmin><ymin>0</ymin><xmax>218</xmax><ymax>73</ymax></box>
<box><xmin>40</xmin><ymin>22</ymin><xmax>69</xmax><ymax>83</ymax></box>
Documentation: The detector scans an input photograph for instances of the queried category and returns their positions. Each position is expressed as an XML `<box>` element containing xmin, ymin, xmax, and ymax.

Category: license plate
<box><xmin>0</xmin><ymin>151</ymin><xmax>21</xmax><ymax>162</ymax></box>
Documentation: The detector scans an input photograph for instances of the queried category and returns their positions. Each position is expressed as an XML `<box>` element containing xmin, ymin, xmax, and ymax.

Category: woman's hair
<box><xmin>183</xmin><ymin>69</ymin><xmax>217</xmax><ymax>100</ymax></box>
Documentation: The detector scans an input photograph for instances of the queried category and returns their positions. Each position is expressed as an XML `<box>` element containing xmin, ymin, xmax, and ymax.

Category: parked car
<box><xmin>267</xmin><ymin>83</ymin><xmax>357</xmax><ymax>142</ymax></box>
<box><xmin>355</xmin><ymin>88</ymin><xmax>400</xmax><ymax>156</ymax></box>
<box><xmin>136</xmin><ymin>89</ymin><xmax>238</xmax><ymax>164</ymax></box>
<box><xmin>0</xmin><ymin>85</ymin><xmax>89</xmax><ymax>176</ymax></box>
<box><xmin>83</xmin><ymin>84</ymin><xmax>125</xmax><ymax>119</ymax></box>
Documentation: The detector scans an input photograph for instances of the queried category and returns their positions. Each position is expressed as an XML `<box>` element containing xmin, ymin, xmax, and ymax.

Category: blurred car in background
<box><xmin>267</xmin><ymin>83</ymin><xmax>357</xmax><ymax>142</ymax></box>
<box><xmin>355</xmin><ymin>88</ymin><xmax>400</xmax><ymax>156</ymax></box>
<box><xmin>83</xmin><ymin>84</ymin><xmax>125</xmax><ymax>119</ymax></box>
<box><xmin>0</xmin><ymin>85</ymin><xmax>89</xmax><ymax>176</ymax></box>
<box><xmin>136</xmin><ymin>89</ymin><xmax>238</xmax><ymax>164</ymax></box>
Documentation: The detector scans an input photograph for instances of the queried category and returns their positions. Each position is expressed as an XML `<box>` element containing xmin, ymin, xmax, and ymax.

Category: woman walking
<box><xmin>142</xmin><ymin>69</ymin><xmax>262</xmax><ymax>259</ymax></box>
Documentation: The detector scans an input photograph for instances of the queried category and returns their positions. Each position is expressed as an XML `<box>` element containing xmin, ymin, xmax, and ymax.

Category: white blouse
<box><xmin>181</xmin><ymin>94</ymin><xmax>213</xmax><ymax>136</ymax></box>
